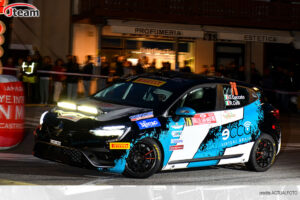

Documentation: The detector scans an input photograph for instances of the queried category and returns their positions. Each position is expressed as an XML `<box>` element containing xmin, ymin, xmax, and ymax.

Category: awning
<box><xmin>107</xmin><ymin>19</ymin><xmax>204</xmax><ymax>38</ymax></box>
<box><xmin>203</xmin><ymin>26</ymin><xmax>293</xmax><ymax>44</ymax></box>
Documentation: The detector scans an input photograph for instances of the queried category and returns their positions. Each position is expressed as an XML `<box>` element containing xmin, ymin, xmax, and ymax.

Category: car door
<box><xmin>162</xmin><ymin>84</ymin><xmax>224</xmax><ymax>170</ymax></box>
<box><xmin>217</xmin><ymin>83</ymin><xmax>261</xmax><ymax>165</ymax></box>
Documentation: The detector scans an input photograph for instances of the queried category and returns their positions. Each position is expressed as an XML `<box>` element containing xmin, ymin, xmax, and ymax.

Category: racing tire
<box><xmin>246</xmin><ymin>134</ymin><xmax>276</xmax><ymax>172</ymax></box>
<box><xmin>123</xmin><ymin>138</ymin><xmax>162</xmax><ymax>178</ymax></box>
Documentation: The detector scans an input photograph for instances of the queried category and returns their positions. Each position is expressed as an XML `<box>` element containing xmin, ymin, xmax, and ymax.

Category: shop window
<box><xmin>223</xmin><ymin>85</ymin><xmax>250</xmax><ymax>109</ymax></box>
<box><xmin>142</xmin><ymin>41</ymin><xmax>173</xmax><ymax>50</ymax></box>
<box><xmin>102</xmin><ymin>38</ymin><xmax>122</xmax><ymax>48</ymax></box>
<box><xmin>179</xmin><ymin>43</ymin><xmax>189</xmax><ymax>53</ymax></box>
<box><xmin>126</xmin><ymin>40</ymin><xmax>138</xmax><ymax>50</ymax></box>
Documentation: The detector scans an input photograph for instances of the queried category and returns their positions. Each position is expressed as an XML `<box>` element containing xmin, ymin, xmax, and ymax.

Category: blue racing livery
<box><xmin>34</xmin><ymin>72</ymin><xmax>281</xmax><ymax>178</ymax></box>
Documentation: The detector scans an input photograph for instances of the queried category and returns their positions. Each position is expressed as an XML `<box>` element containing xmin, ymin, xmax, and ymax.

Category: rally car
<box><xmin>33</xmin><ymin>72</ymin><xmax>281</xmax><ymax>178</ymax></box>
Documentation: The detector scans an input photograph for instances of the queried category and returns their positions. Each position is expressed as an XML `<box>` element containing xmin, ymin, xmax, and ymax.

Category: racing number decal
<box><xmin>229</xmin><ymin>82</ymin><xmax>238</xmax><ymax>96</ymax></box>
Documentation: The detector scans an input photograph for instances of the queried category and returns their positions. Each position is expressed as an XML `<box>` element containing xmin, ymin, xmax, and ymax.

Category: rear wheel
<box><xmin>246</xmin><ymin>134</ymin><xmax>276</xmax><ymax>172</ymax></box>
<box><xmin>123</xmin><ymin>138</ymin><xmax>162</xmax><ymax>178</ymax></box>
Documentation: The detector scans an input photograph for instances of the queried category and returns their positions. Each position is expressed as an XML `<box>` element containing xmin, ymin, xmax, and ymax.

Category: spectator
<box><xmin>82</xmin><ymin>55</ymin><xmax>94</xmax><ymax>97</ymax></box>
<box><xmin>52</xmin><ymin>58</ymin><xmax>66</xmax><ymax>102</ymax></box>
<box><xmin>115</xmin><ymin>56</ymin><xmax>124</xmax><ymax>77</ymax></box>
<box><xmin>207</xmin><ymin>65</ymin><xmax>216</xmax><ymax>76</ymax></box>
<box><xmin>98</xmin><ymin>56</ymin><xmax>110</xmax><ymax>90</ymax></box>
<box><xmin>180</xmin><ymin>60</ymin><xmax>191</xmax><ymax>73</ymax></box>
<box><xmin>134</xmin><ymin>58</ymin><xmax>144</xmax><ymax>74</ymax></box>
<box><xmin>123</xmin><ymin>59</ymin><xmax>133</xmax><ymax>77</ymax></box>
<box><xmin>160</xmin><ymin>62</ymin><xmax>170</xmax><ymax>72</ymax></box>
<box><xmin>250</xmin><ymin>62</ymin><xmax>262</xmax><ymax>85</ymax></box>
<box><xmin>39</xmin><ymin>56</ymin><xmax>52</xmax><ymax>104</ymax></box>
<box><xmin>66</xmin><ymin>55</ymin><xmax>79</xmax><ymax>99</ymax></box>
<box><xmin>22</xmin><ymin>55</ymin><xmax>38</xmax><ymax>104</ymax></box>
<box><xmin>16</xmin><ymin>58</ymin><xmax>24</xmax><ymax>80</ymax></box>
<box><xmin>3</xmin><ymin>57</ymin><xmax>16</xmax><ymax>76</ymax></box>
<box><xmin>237</xmin><ymin>65</ymin><xmax>246</xmax><ymax>81</ymax></box>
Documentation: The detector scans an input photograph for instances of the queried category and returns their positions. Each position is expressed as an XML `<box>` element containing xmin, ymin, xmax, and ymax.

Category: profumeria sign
<box><xmin>0</xmin><ymin>1</ymin><xmax>40</xmax><ymax>17</ymax></box>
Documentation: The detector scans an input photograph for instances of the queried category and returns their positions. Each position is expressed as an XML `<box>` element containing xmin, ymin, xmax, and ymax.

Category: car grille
<box><xmin>34</xmin><ymin>142</ymin><xmax>91</xmax><ymax>168</ymax></box>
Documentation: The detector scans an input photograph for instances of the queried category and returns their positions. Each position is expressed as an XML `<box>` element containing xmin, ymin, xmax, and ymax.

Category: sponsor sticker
<box><xmin>133</xmin><ymin>78</ymin><xmax>166</xmax><ymax>87</ymax></box>
<box><xmin>222</xmin><ymin>111</ymin><xmax>237</xmax><ymax>119</ymax></box>
<box><xmin>171</xmin><ymin>139</ymin><xmax>183</xmax><ymax>144</ymax></box>
<box><xmin>171</xmin><ymin>131</ymin><xmax>182</xmax><ymax>137</ymax></box>
<box><xmin>192</xmin><ymin>113</ymin><xmax>216</xmax><ymax>125</ymax></box>
<box><xmin>109</xmin><ymin>142</ymin><xmax>131</xmax><ymax>150</ymax></box>
<box><xmin>222</xmin><ymin>129</ymin><xmax>230</xmax><ymax>140</ymax></box>
<box><xmin>170</xmin><ymin>145</ymin><xmax>184</xmax><ymax>151</ymax></box>
<box><xmin>129</xmin><ymin>111</ymin><xmax>154</xmax><ymax>121</ymax></box>
<box><xmin>244</xmin><ymin>121</ymin><xmax>251</xmax><ymax>132</ymax></box>
<box><xmin>171</xmin><ymin>124</ymin><xmax>184</xmax><ymax>129</ymax></box>
<box><xmin>136</xmin><ymin>118</ymin><xmax>161</xmax><ymax>130</ymax></box>
<box><xmin>50</xmin><ymin>139</ymin><xmax>61</xmax><ymax>146</ymax></box>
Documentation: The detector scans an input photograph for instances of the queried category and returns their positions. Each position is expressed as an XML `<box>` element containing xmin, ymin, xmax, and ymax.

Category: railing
<box><xmin>74</xmin><ymin>0</ymin><xmax>300</xmax><ymax>30</ymax></box>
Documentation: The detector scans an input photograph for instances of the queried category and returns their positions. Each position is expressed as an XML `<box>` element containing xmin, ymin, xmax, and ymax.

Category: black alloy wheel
<box><xmin>123</xmin><ymin>138</ymin><xmax>162</xmax><ymax>178</ymax></box>
<box><xmin>246</xmin><ymin>134</ymin><xmax>276</xmax><ymax>172</ymax></box>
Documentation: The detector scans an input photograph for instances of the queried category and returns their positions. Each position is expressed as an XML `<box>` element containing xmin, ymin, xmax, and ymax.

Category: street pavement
<box><xmin>0</xmin><ymin>106</ymin><xmax>299</xmax><ymax>185</ymax></box>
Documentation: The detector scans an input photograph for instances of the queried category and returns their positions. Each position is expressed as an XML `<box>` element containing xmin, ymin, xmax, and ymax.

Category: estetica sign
<box><xmin>244</xmin><ymin>34</ymin><xmax>277</xmax><ymax>42</ymax></box>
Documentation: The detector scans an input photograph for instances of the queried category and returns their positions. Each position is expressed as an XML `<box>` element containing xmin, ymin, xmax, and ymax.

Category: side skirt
<box><xmin>168</xmin><ymin>154</ymin><xmax>243</xmax><ymax>165</ymax></box>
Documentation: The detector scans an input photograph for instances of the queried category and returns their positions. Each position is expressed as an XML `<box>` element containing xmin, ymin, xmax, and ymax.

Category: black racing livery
<box><xmin>33</xmin><ymin>72</ymin><xmax>281</xmax><ymax>178</ymax></box>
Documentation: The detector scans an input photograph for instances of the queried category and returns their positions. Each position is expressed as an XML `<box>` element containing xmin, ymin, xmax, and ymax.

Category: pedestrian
<box><xmin>207</xmin><ymin>65</ymin><xmax>216</xmax><ymax>76</ymax></box>
<box><xmin>237</xmin><ymin>65</ymin><xmax>246</xmax><ymax>81</ymax></box>
<box><xmin>82</xmin><ymin>55</ymin><xmax>94</xmax><ymax>97</ymax></box>
<box><xmin>115</xmin><ymin>55</ymin><xmax>124</xmax><ymax>77</ymax></box>
<box><xmin>250</xmin><ymin>62</ymin><xmax>262</xmax><ymax>85</ymax></box>
<box><xmin>98</xmin><ymin>56</ymin><xmax>110</xmax><ymax>90</ymax></box>
<box><xmin>52</xmin><ymin>58</ymin><xmax>66</xmax><ymax>103</ymax></box>
<box><xmin>134</xmin><ymin>58</ymin><xmax>144</xmax><ymax>74</ymax></box>
<box><xmin>21</xmin><ymin>55</ymin><xmax>38</xmax><ymax>104</ymax></box>
<box><xmin>66</xmin><ymin>55</ymin><xmax>80</xmax><ymax>99</ymax></box>
<box><xmin>39</xmin><ymin>56</ymin><xmax>52</xmax><ymax>104</ymax></box>
<box><xmin>2</xmin><ymin>57</ymin><xmax>16</xmax><ymax>76</ymax></box>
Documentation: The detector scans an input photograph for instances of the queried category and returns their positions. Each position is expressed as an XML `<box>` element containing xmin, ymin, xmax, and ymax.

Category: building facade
<box><xmin>8</xmin><ymin>0</ymin><xmax>300</xmax><ymax>82</ymax></box>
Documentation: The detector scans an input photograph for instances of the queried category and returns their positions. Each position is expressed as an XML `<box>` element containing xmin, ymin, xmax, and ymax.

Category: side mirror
<box><xmin>175</xmin><ymin>107</ymin><xmax>196</xmax><ymax>118</ymax></box>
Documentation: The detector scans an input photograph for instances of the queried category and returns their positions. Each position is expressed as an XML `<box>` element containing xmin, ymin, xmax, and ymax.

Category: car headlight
<box><xmin>89</xmin><ymin>125</ymin><xmax>131</xmax><ymax>139</ymax></box>
<box><xmin>57</xmin><ymin>101</ymin><xmax>76</xmax><ymax>110</ymax></box>
<box><xmin>40</xmin><ymin>111</ymin><xmax>48</xmax><ymax>125</ymax></box>
<box><xmin>77</xmin><ymin>105</ymin><xmax>98</xmax><ymax>115</ymax></box>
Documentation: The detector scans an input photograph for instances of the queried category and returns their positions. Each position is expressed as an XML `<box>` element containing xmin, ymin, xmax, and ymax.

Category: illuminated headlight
<box><xmin>40</xmin><ymin>111</ymin><xmax>48</xmax><ymax>125</ymax></box>
<box><xmin>77</xmin><ymin>105</ymin><xmax>98</xmax><ymax>115</ymax></box>
<box><xmin>57</xmin><ymin>101</ymin><xmax>76</xmax><ymax>110</ymax></box>
<box><xmin>89</xmin><ymin>125</ymin><xmax>131</xmax><ymax>138</ymax></box>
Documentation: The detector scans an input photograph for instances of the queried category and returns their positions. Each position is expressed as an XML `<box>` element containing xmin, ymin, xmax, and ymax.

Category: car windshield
<box><xmin>93</xmin><ymin>82</ymin><xmax>174</xmax><ymax>109</ymax></box>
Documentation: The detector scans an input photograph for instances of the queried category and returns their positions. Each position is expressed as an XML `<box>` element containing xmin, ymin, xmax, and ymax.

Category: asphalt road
<box><xmin>0</xmin><ymin>106</ymin><xmax>300</xmax><ymax>185</ymax></box>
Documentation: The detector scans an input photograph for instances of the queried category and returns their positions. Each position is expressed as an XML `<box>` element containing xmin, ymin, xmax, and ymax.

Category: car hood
<box><xmin>76</xmin><ymin>98</ymin><xmax>152</xmax><ymax>122</ymax></box>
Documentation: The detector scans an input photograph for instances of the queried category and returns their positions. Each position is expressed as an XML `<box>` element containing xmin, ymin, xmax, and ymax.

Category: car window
<box><xmin>94</xmin><ymin>82</ymin><xmax>173</xmax><ymax>109</ymax></box>
<box><xmin>182</xmin><ymin>86</ymin><xmax>217</xmax><ymax>113</ymax></box>
<box><xmin>223</xmin><ymin>84</ymin><xmax>250</xmax><ymax>109</ymax></box>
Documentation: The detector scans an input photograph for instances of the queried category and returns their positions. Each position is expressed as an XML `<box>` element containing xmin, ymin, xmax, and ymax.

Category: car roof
<box><xmin>133</xmin><ymin>71</ymin><xmax>257</xmax><ymax>89</ymax></box>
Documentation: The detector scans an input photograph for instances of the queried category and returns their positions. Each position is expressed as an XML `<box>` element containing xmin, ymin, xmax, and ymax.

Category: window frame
<box><xmin>165</xmin><ymin>83</ymin><xmax>224</xmax><ymax>117</ymax></box>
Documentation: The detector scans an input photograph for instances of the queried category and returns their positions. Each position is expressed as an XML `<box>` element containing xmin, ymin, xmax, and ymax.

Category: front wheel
<box><xmin>246</xmin><ymin>134</ymin><xmax>276</xmax><ymax>172</ymax></box>
<box><xmin>123</xmin><ymin>138</ymin><xmax>162</xmax><ymax>178</ymax></box>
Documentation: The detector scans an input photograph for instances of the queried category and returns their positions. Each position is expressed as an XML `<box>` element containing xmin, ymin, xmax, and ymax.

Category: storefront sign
<box><xmin>109</xmin><ymin>20</ymin><xmax>204</xmax><ymax>38</ymax></box>
<box><xmin>244</xmin><ymin>34</ymin><xmax>277</xmax><ymax>43</ymax></box>
<box><xmin>218</xmin><ymin>32</ymin><xmax>293</xmax><ymax>44</ymax></box>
